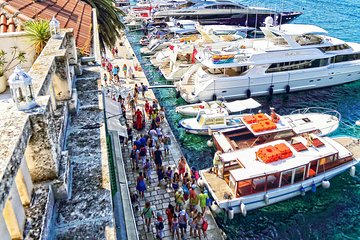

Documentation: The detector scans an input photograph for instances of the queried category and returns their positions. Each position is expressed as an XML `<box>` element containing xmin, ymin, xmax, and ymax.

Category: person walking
<box><xmin>153</xmin><ymin>145</ymin><xmax>163</xmax><ymax>170</ymax></box>
<box><xmin>113</xmin><ymin>65</ymin><xmax>119</xmax><ymax>82</ymax></box>
<box><xmin>178</xmin><ymin>157</ymin><xmax>187</xmax><ymax>179</ymax></box>
<box><xmin>103</xmin><ymin>73</ymin><xmax>108</xmax><ymax>86</ymax></box>
<box><xmin>139</xmin><ymin>145</ymin><xmax>147</xmax><ymax>167</ymax></box>
<box><xmin>114</xmin><ymin>47</ymin><xmax>118</xmax><ymax>57</ymax></box>
<box><xmin>163</xmin><ymin>134</ymin><xmax>171</xmax><ymax>155</ymax></box>
<box><xmin>136</xmin><ymin>172</ymin><xmax>146</xmax><ymax>198</ymax></box>
<box><xmin>179</xmin><ymin>209</ymin><xmax>189</xmax><ymax>238</ymax></box>
<box><xmin>134</xmin><ymin>83</ymin><xmax>139</xmax><ymax>105</ymax></box>
<box><xmin>130</xmin><ymin>145</ymin><xmax>138</xmax><ymax>171</ymax></box>
<box><xmin>125</xmin><ymin>124</ymin><xmax>133</xmax><ymax>146</ymax></box>
<box><xmin>194</xmin><ymin>212</ymin><xmax>208</xmax><ymax>239</ymax></box>
<box><xmin>165</xmin><ymin>166</ymin><xmax>173</xmax><ymax>188</ymax></box>
<box><xmin>141</xmin><ymin>82</ymin><xmax>147</xmax><ymax>99</ymax></box>
<box><xmin>189</xmin><ymin>208</ymin><xmax>198</xmax><ymax>237</ymax></box>
<box><xmin>128</xmin><ymin>66</ymin><xmax>134</xmax><ymax>80</ymax></box>
<box><xmin>135</xmin><ymin>108</ymin><xmax>143</xmax><ymax>130</ymax></box>
<box><xmin>144</xmin><ymin>158</ymin><xmax>152</xmax><ymax>183</ymax></box>
<box><xmin>165</xmin><ymin>204</ymin><xmax>175</xmax><ymax>234</ymax></box>
<box><xmin>155</xmin><ymin>212</ymin><xmax>164</xmax><ymax>239</ymax></box>
<box><xmin>157</xmin><ymin>166</ymin><xmax>165</xmax><ymax>187</ymax></box>
<box><xmin>172</xmin><ymin>214</ymin><xmax>180</xmax><ymax>240</ymax></box>
<box><xmin>147</xmin><ymin>135</ymin><xmax>155</xmax><ymax>157</ymax></box>
<box><xmin>123</xmin><ymin>64</ymin><xmax>128</xmax><ymax>79</ymax></box>
<box><xmin>175</xmin><ymin>188</ymin><xmax>185</xmax><ymax>212</ymax></box>
<box><xmin>141</xmin><ymin>201</ymin><xmax>155</xmax><ymax>232</ymax></box>
<box><xmin>189</xmin><ymin>184</ymin><xmax>199</xmax><ymax>211</ymax></box>
<box><xmin>172</xmin><ymin>172</ymin><xmax>180</xmax><ymax>192</ymax></box>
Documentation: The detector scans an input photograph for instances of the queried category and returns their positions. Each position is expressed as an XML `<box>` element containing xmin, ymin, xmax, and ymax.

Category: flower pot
<box><xmin>0</xmin><ymin>75</ymin><xmax>7</xmax><ymax>93</ymax></box>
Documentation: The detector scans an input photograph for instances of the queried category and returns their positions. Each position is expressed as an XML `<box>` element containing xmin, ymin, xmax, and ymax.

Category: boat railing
<box><xmin>290</xmin><ymin>107</ymin><xmax>341</xmax><ymax>134</ymax></box>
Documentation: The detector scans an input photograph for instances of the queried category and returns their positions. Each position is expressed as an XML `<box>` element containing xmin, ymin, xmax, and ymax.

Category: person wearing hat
<box><xmin>213</xmin><ymin>151</ymin><xmax>222</xmax><ymax>176</ymax></box>
<box><xmin>179</xmin><ymin>209</ymin><xmax>189</xmax><ymax>238</ymax></box>
<box><xmin>175</xmin><ymin>188</ymin><xmax>185</xmax><ymax>212</ymax></box>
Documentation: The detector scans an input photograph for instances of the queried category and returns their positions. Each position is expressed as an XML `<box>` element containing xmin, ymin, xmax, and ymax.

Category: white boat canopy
<box><xmin>270</xmin><ymin>24</ymin><xmax>328</xmax><ymax>36</ymax></box>
<box><xmin>223</xmin><ymin>98</ymin><xmax>261</xmax><ymax>113</ymax></box>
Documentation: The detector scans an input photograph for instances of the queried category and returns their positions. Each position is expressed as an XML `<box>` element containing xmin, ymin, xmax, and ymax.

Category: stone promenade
<box><xmin>102</xmin><ymin>33</ymin><xmax>225</xmax><ymax>240</ymax></box>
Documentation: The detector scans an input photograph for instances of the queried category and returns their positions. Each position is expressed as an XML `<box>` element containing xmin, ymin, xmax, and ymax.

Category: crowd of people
<box><xmin>104</xmin><ymin>42</ymin><xmax>210</xmax><ymax>240</ymax></box>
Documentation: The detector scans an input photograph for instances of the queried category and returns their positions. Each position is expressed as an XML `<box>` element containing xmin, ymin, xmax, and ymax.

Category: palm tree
<box><xmin>83</xmin><ymin>0</ymin><xmax>124</xmax><ymax>50</ymax></box>
<box><xmin>24</xmin><ymin>20</ymin><xmax>51</xmax><ymax>58</ymax></box>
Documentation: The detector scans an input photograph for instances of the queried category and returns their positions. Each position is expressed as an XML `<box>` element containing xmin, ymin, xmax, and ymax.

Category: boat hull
<box><xmin>156</xmin><ymin>12</ymin><xmax>302</xmax><ymax>28</ymax></box>
<box><xmin>178</xmin><ymin>63</ymin><xmax>360</xmax><ymax>103</ymax></box>
<box><xmin>179</xmin><ymin>118</ymin><xmax>243</xmax><ymax>135</ymax></box>
<box><xmin>200</xmin><ymin>159</ymin><xmax>358</xmax><ymax>214</ymax></box>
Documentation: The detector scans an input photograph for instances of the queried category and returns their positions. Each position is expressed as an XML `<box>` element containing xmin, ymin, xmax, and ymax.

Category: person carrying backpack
<box><xmin>155</xmin><ymin>212</ymin><xmax>164</xmax><ymax>239</ymax></box>
<box><xmin>140</xmin><ymin>146</ymin><xmax>147</xmax><ymax>167</ymax></box>
<box><xmin>130</xmin><ymin>145</ymin><xmax>138</xmax><ymax>170</ymax></box>
<box><xmin>163</xmin><ymin>134</ymin><xmax>171</xmax><ymax>155</ymax></box>
<box><xmin>179</xmin><ymin>209</ymin><xmax>189</xmax><ymax>238</ymax></box>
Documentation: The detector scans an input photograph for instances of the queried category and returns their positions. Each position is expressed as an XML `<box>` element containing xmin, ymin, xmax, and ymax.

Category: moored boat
<box><xmin>176</xmin><ymin>21</ymin><xmax>360</xmax><ymax>103</ymax></box>
<box><xmin>176</xmin><ymin>98</ymin><xmax>261</xmax><ymax>116</ymax></box>
<box><xmin>200</xmin><ymin>135</ymin><xmax>360</xmax><ymax>215</ymax></box>
<box><xmin>213</xmin><ymin>107</ymin><xmax>341</xmax><ymax>152</ymax></box>
<box><xmin>178</xmin><ymin>110</ymin><xmax>244</xmax><ymax>135</ymax></box>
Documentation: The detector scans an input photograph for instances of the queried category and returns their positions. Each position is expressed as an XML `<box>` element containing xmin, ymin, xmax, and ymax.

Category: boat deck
<box><xmin>334</xmin><ymin>137</ymin><xmax>360</xmax><ymax>159</ymax></box>
<box><xmin>202</xmin><ymin>171</ymin><xmax>235</xmax><ymax>201</ymax></box>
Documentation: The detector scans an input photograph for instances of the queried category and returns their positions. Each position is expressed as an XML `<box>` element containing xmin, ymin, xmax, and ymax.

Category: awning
<box><xmin>223</xmin><ymin>98</ymin><xmax>261</xmax><ymax>113</ymax></box>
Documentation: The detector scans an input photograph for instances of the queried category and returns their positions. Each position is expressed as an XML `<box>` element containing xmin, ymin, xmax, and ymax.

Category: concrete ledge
<box><xmin>109</xmin><ymin>130</ymin><xmax>139</xmax><ymax>240</ymax></box>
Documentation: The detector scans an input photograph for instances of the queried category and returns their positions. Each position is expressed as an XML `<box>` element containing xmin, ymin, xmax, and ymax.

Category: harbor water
<box><xmin>126</xmin><ymin>0</ymin><xmax>360</xmax><ymax>238</ymax></box>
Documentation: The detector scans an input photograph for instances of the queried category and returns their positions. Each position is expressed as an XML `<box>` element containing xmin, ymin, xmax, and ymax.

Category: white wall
<box><xmin>0</xmin><ymin>32</ymin><xmax>36</xmax><ymax>79</ymax></box>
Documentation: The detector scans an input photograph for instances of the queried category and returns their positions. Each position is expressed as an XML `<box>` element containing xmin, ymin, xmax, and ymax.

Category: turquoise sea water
<box><xmin>127</xmin><ymin>0</ymin><xmax>360</xmax><ymax>238</ymax></box>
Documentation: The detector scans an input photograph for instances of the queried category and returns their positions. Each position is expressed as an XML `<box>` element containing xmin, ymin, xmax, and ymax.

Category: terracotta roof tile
<box><xmin>1</xmin><ymin>0</ymin><xmax>93</xmax><ymax>53</ymax></box>
<box><xmin>0</xmin><ymin>13</ymin><xmax>21</xmax><ymax>33</ymax></box>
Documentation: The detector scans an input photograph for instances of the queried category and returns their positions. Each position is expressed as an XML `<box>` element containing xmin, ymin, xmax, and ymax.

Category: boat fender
<box><xmin>350</xmin><ymin>166</ymin><xmax>356</xmax><ymax>177</ymax></box>
<box><xmin>228</xmin><ymin>207</ymin><xmax>234</xmax><ymax>220</ymax></box>
<box><xmin>212</xmin><ymin>94</ymin><xmax>217</xmax><ymax>101</ymax></box>
<box><xmin>240</xmin><ymin>202</ymin><xmax>247</xmax><ymax>217</ymax></box>
<box><xmin>311</xmin><ymin>181</ymin><xmax>316</xmax><ymax>193</ymax></box>
<box><xmin>322</xmin><ymin>179</ymin><xmax>330</xmax><ymax>189</ymax></box>
<box><xmin>264</xmin><ymin>194</ymin><xmax>270</xmax><ymax>205</ymax></box>
<box><xmin>285</xmin><ymin>85</ymin><xmax>290</xmax><ymax>94</ymax></box>
<box><xmin>269</xmin><ymin>86</ymin><xmax>274</xmax><ymax>96</ymax></box>
<box><xmin>207</xmin><ymin>139</ymin><xmax>214</xmax><ymax>147</ymax></box>
<box><xmin>300</xmin><ymin>186</ymin><xmax>306</xmax><ymax>196</ymax></box>
<box><xmin>176</xmin><ymin>91</ymin><xmax>181</xmax><ymax>98</ymax></box>
<box><xmin>211</xmin><ymin>201</ymin><xmax>222</xmax><ymax>215</ymax></box>
<box><xmin>246</xmin><ymin>89</ymin><xmax>251</xmax><ymax>98</ymax></box>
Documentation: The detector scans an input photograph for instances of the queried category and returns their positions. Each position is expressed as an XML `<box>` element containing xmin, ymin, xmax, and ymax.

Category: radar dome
<box><xmin>264</xmin><ymin>16</ymin><xmax>274</xmax><ymax>26</ymax></box>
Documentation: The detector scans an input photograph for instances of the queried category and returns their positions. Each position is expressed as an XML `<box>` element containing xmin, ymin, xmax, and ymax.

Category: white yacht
<box><xmin>176</xmin><ymin>20</ymin><xmax>360</xmax><ymax>103</ymax></box>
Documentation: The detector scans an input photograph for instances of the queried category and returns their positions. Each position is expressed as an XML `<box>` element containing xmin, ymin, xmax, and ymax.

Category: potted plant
<box><xmin>0</xmin><ymin>47</ymin><xmax>26</xmax><ymax>93</ymax></box>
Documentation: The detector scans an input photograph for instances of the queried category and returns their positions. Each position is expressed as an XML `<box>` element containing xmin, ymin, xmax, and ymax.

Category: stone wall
<box><xmin>39</xmin><ymin>185</ymin><xmax>55</xmax><ymax>240</ymax></box>
<box><xmin>0</xmin><ymin>32</ymin><xmax>36</xmax><ymax>79</ymax></box>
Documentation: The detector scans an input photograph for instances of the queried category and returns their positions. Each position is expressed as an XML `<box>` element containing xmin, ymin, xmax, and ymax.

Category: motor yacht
<box><xmin>176</xmin><ymin>20</ymin><xmax>360</xmax><ymax>103</ymax></box>
<box><xmin>154</xmin><ymin>0</ymin><xmax>302</xmax><ymax>28</ymax></box>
